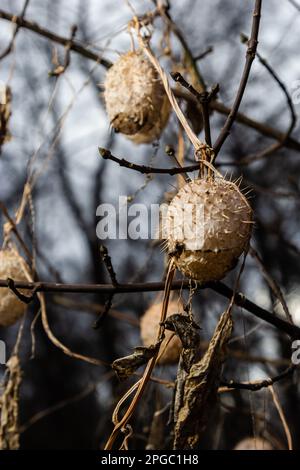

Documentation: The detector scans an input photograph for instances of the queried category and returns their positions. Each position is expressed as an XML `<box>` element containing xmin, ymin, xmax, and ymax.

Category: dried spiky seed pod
<box><xmin>140</xmin><ymin>300</ymin><xmax>183</xmax><ymax>365</ymax></box>
<box><xmin>164</xmin><ymin>177</ymin><xmax>252</xmax><ymax>283</ymax></box>
<box><xmin>233</xmin><ymin>437</ymin><xmax>273</xmax><ymax>450</ymax></box>
<box><xmin>0</xmin><ymin>249</ymin><xmax>30</xmax><ymax>326</ymax></box>
<box><xmin>104</xmin><ymin>51</ymin><xmax>170</xmax><ymax>144</ymax></box>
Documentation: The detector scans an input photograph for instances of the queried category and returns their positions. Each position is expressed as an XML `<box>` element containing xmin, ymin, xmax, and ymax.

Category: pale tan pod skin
<box><xmin>233</xmin><ymin>437</ymin><xmax>273</xmax><ymax>450</ymax></box>
<box><xmin>140</xmin><ymin>300</ymin><xmax>183</xmax><ymax>365</ymax></box>
<box><xmin>0</xmin><ymin>249</ymin><xmax>30</xmax><ymax>326</ymax></box>
<box><xmin>165</xmin><ymin>178</ymin><xmax>253</xmax><ymax>283</ymax></box>
<box><xmin>104</xmin><ymin>51</ymin><xmax>170</xmax><ymax>144</ymax></box>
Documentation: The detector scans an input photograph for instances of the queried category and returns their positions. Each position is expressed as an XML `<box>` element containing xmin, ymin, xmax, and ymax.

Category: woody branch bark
<box><xmin>0</xmin><ymin>8</ymin><xmax>112</xmax><ymax>69</ymax></box>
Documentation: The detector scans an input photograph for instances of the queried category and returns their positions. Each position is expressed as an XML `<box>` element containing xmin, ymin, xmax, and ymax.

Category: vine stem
<box><xmin>104</xmin><ymin>260</ymin><xmax>176</xmax><ymax>450</ymax></box>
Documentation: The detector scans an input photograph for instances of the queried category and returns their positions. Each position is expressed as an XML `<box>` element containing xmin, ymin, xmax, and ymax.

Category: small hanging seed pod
<box><xmin>140</xmin><ymin>300</ymin><xmax>183</xmax><ymax>365</ymax></box>
<box><xmin>164</xmin><ymin>177</ymin><xmax>252</xmax><ymax>283</ymax></box>
<box><xmin>234</xmin><ymin>437</ymin><xmax>273</xmax><ymax>450</ymax></box>
<box><xmin>0</xmin><ymin>249</ymin><xmax>30</xmax><ymax>326</ymax></box>
<box><xmin>104</xmin><ymin>51</ymin><xmax>170</xmax><ymax>144</ymax></box>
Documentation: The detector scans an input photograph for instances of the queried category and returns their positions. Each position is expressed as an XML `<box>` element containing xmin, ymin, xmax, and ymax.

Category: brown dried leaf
<box><xmin>0</xmin><ymin>355</ymin><xmax>22</xmax><ymax>450</ymax></box>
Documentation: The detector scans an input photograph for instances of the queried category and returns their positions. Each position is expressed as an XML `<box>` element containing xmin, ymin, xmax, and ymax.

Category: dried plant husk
<box><xmin>233</xmin><ymin>437</ymin><xmax>273</xmax><ymax>450</ymax></box>
<box><xmin>140</xmin><ymin>299</ymin><xmax>184</xmax><ymax>365</ymax></box>
<box><xmin>104</xmin><ymin>51</ymin><xmax>170</xmax><ymax>144</ymax></box>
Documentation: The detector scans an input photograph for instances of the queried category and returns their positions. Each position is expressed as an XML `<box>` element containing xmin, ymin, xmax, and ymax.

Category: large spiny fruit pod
<box><xmin>0</xmin><ymin>249</ymin><xmax>30</xmax><ymax>326</ymax></box>
<box><xmin>141</xmin><ymin>299</ymin><xmax>183</xmax><ymax>365</ymax></box>
<box><xmin>164</xmin><ymin>177</ymin><xmax>252</xmax><ymax>283</ymax></box>
<box><xmin>104</xmin><ymin>51</ymin><xmax>170</xmax><ymax>144</ymax></box>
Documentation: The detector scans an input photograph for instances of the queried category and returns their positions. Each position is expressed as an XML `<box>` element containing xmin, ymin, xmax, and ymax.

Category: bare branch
<box><xmin>0</xmin><ymin>8</ymin><xmax>112</xmax><ymax>69</ymax></box>
<box><xmin>238</xmin><ymin>38</ymin><xmax>297</xmax><ymax>165</ymax></box>
<box><xmin>99</xmin><ymin>147</ymin><xmax>199</xmax><ymax>175</ymax></box>
<box><xmin>1</xmin><ymin>278</ymin><xmax>300</xmax><ymax>338</ymax></box>
<box><xmin>287</xmin><ymin>0</ymin><xmax>300</xmax><ymax>12</ymax></box>
<box><xmin>2</xmin><ymin>6</ymin><xmax>300</xmax><ymax>158</ymax></box>
<box><xmin>99</xmin><ymin>245</ymin><xmax>118</xmax><ymax>286</ymax></box>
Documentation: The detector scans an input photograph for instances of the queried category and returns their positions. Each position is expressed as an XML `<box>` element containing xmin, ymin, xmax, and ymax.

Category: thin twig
<box><xmin>1</xmin><ymin>7</ymin><xmax>300</xmax><ymax>155</ymax></box>
<box><xmin>0</xmin><ymin>8</ymin><xmax>112</xmax><ymax>68</ymax></box>
<box><xmin>171</xmin><ymin>71</ymin><xmax>219</xmax><ymax>147</ymax></box>
<box><xmin>211</xmin><ymin>282</ymin><xmax>300</xmax><ymax>339</ymax></box>
<box><xmin>174</xmin><ymin>88</ymin><xmax>300</xmax><ymax>153</ymax></box>
<box><xmin>104</xmin><ymin>261</ymin><xmax>176</xmax><ymax>450</ymax></box>
<box><xmin>139</xmin><ymin>37</ymin><xmax>204</xmax><ymax>152</ymax></box>
<box><xmin>94</xmin><ymin>245</ymin><xmax>119</xmax><ymax>329</ymax></box>
<box><xmin>38</xmin><ymin>292</ymin><xmax>108</xmax><ymax>366</ymax></box>
<box><xmin>165</xmin><ymin>145</ymin><xmax>190</xmax><ymax>182</ymax></box>
<box><xmin>19</xmin><ymin>372</ymin><xmax>114</xmax><ymax>433</ymax></box>
<box><xmin>6</xmin><ymin>278</ymin><xmax>39</xmax><ymax>304</ymax></box>
<box><xmin>0</xmin><ymin>201</ymin><xmax>32</xmax><ymax>263</ymax></box>
<box><xmin>155</xmin><ymin>0</ymin><xmax>206</xmax><ymax>91</ymax></box>
<box><xmin>249</xmin><ymin>246</ymin><xmax>293</xmax><ymax>324</ymax></box>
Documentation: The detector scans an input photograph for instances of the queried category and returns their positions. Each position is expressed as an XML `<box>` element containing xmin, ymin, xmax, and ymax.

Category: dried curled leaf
<box><xmin>112</xmin><ymin>344</ymin><xmax>159</xmax><ymax>381</ymax></box>
<box><xmin>0</xmin><ymin>86</ymin><xmax>12</xmax><ymax>152</ymax></box>
<box><xmin>173</xmin><ymin>309</ymin><xmax>233</xmax><ymax>449</ymax></box>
